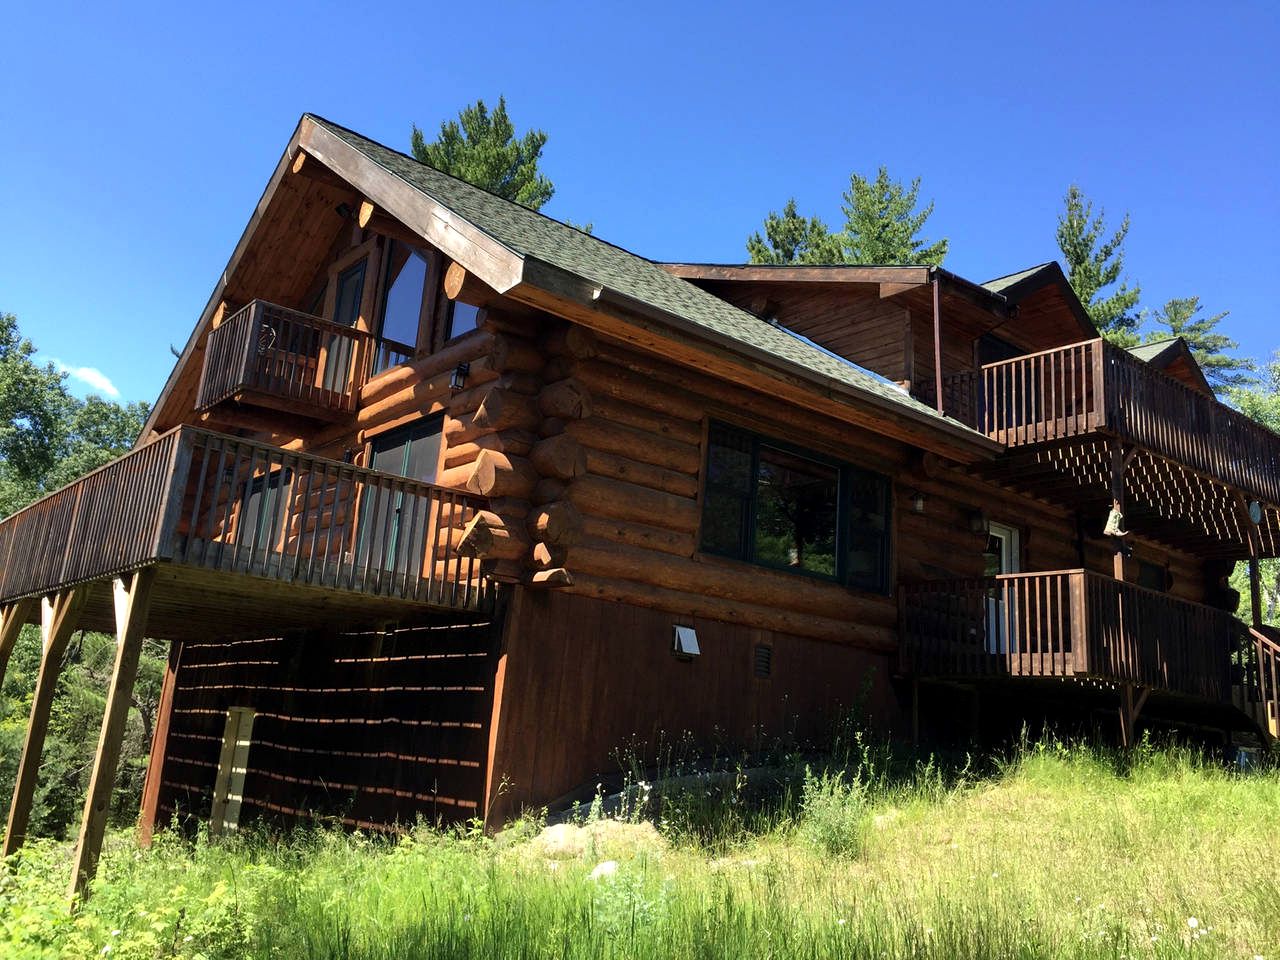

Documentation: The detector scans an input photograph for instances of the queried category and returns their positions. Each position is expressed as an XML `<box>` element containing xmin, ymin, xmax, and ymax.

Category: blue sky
<box><xmin>3</xmin><ymin>1</ymin><xmax>1277</xmax><ymax>403</ymax></box>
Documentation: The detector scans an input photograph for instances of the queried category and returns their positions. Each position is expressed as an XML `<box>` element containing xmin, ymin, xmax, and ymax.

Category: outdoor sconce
<box><xmin>969</xmin><ymin>509</ymin><xmax>990</xmax><ymax>536</ymax></box>
<box><xmin>673</xmin><ymin>624</ymin><xmax>700</xmax><ymax>660</ymax></box>
<box><xmin>910</xmin><ymin>490</ymin><xmax>927</xmax><ymax>514</ymax></box>
<box><xmin>450</xmin><ymin>362</ymin><xmax>470</xmax><ymax>393</ymax></box>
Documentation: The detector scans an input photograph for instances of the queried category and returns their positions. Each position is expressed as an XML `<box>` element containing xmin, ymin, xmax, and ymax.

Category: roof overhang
<box><xmin>141</xmin><ymin>117</ymin><xmax>1002</xmax><ymax>463</ymax></box>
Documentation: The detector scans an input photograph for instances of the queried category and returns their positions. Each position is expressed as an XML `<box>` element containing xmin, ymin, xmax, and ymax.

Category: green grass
<box><xmin>1</xmin><ymin>740</ymin><xmax>1278</xmax><ymax>959</ymax></box>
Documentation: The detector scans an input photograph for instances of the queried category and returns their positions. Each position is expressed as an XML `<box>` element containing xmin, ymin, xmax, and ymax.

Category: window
<box><xmin>374</xmin><ymin>240</ymin><xmax>428</xmax><ymax>373</ymax></box>
<box><xmin>448</xmin><ymin>300</ymin><xmax>480</xmax><ymax>340</ymax></box>
<box><xmin>1137</xmin><ymin>560</ymin><xmax>1168</xmax><ymax>593</ymax></box>
<box><xmin>362</xmin><ymin>418</ymin><xmax>444</xmax><ymax>574</ymax></box>
<box><xmin>700</xmin><ymin>422</ymin><xmax>891</xmax><ymax>592</ymax></box>
<box><xmin>323</xmin><ymin>258</ymin><xmax>367</xmax><ymax>393</ymax></box>
<box><xmin>240</xmin><ymin>467</ymin><xmax>293</xmax><ymax>558</ymax></box>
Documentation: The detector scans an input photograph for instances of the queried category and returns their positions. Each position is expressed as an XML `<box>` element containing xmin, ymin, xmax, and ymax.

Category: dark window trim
<box><xmin>699</xmin><ymin>420</ymin><xmax>893</xmax><ymax>594</ymax></box>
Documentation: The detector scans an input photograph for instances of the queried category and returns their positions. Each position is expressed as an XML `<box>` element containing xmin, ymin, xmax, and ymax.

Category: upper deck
<box><xmin>945</xmin><ymin>338</ymin><xmax>1280</xmax><ymax>558</ymax></box>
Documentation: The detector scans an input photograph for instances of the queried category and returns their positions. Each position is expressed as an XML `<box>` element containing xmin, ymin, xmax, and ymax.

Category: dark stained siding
<box><xmin>486</xmin><ymin>587</ymin><xmax>902</xmax><ymax>821</ymax></box>
<box><xmin>153</xmin><ymin>614</ymin><xmax>501</xmax><ymax>831</ymax></box>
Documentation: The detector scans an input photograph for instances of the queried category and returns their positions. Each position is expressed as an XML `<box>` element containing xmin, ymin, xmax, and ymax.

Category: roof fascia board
<box><xmin>510</xmin><ymin>257</ymin><xmax>1001</xmax><ymax>461</ymax></box>
<box><xmin>660</xmin><ymin>263</ymin><xmax>932</xmax><ymax>285</ymax></box>
<box><xmin>298</xmin><ymin>119</ymin><xmax>525</xmax><ymax>294</ymax></box>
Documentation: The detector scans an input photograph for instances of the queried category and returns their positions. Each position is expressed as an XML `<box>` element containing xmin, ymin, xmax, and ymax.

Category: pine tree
<box><xmin>839</xmin><ymin>167</ymin><xmax>947</xmax><ymax>266</ymax></box>
<box><xmin>411</xmin><ymin>96</ymin><xmax>554</xmax><ymax>210</ymax></box>
<box><xmin>1146</xmin><ymin>297</ymin><xmax>1255</xmax><ymax>392</ymax></box>
<box><xmin>1056</xmin><ymin>186</ymin><xmax>1141</xmax><ymax>344</ymax></box>
<box><xmin>745</xmin><ymin>169</ymin><xmax>947</xmax><ymax>266</ymax></box>
<box><xmin>746</xmin><ymin>199</ymin><xmax>842</xmax><ymax>264</ymax></box>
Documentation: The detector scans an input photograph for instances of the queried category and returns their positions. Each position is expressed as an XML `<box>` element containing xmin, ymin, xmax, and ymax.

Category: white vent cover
<box><xmin>673</xmin><ymin>625</ymin><xmax>700</xmax><ymax>658</ymax></box>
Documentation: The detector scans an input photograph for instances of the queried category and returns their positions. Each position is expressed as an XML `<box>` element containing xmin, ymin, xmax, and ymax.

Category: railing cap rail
<box><xmin>219</xmin><ymin>299</ymin><xmax>375</xmax><ymax>342</ymax></box>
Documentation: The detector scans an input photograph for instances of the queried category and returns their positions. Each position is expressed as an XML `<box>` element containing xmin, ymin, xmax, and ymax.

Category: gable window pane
<box><xmin>449</xmin><ymin>301</ymin><xmax>480</xmax><ymax>339</ymax></box>
<box><xmin>375</xmin><ymin>241</ymin><xmax>427</xmax><ymax>373</ymax></box>
<box><xmin>754</xmin><ymin>445</ymin><xmax>838</xmax><ymax>577</ymax></box>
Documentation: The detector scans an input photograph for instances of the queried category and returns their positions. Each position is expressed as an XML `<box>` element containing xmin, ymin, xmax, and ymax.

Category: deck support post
<box><xmin>3</xmin><ymin>587</ymin><xmax>87</xmax><ymax>857</ymax></box>
<box><xmin>138</xmin><ymin>640</ymin><xmax>182</xmax><ymax>847</ymax></box>
<box><xmin>1119</xmin><ymin>683</ymin><xmax>1149</xmax><ymax>749</ymax></box>
<box><xmin>68</xmin><ymin>571</ymin><xmax>156</xmax><ymax>902</ymax></box>
<box><xmin>0</xmin><ymin>598</ymin><xmax>37</xmax><ymax>689</ymax></box>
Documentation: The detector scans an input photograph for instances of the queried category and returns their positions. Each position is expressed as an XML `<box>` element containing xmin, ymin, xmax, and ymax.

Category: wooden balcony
<box><xmin>0</xmin><ymin>428</ymin><xmax>493</xmax><ymax>640</ymax></box>
<box><xmin>900</xmin><ymin>570</ymin><xmax>1278</xmax><ymax>734</ymax></box>
<box><xmin>947</xmin><ymin>339</ymin><xmax>1280</xmax><ymax>557</ymax></box>
<box><xmin>196</xmin><ymin>301</ymin><xmax>372</xmax><ymax>422</ymax></box>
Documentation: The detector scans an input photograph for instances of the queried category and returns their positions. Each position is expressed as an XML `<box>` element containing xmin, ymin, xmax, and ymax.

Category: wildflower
<box><xmin>991</xmin><ymin>871</ymin><xmax>999</xmax><ymax>878</ymax></box>
<box><xmin>183</xmin><ymin>935</ymin><xmax>193</xmax><ymax>943</ymax></box>
<box><xmin>1187</xmin><ymin>917</ymin><xmax>1199</xmax><ymax>930</ymax></box>
<box><xmin>837</xmin><ymin>918</ymin><xmax>847</xmax><ymax>926</ymax></box>
<box><xmin>111</xmin><ymin>930</ymin><xmax>121</xmax><ymax>937</ymax></box>
<box><xmin>590</xmin><ymin>860</ymin><xmax>619</xmax><ymax>881</ymax></box>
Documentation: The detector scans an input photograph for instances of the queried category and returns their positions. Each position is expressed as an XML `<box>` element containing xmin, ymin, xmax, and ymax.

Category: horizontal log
<box><xmin>486</xmin><ymin>559</ymin><xmax>526</xmax><ymax>584</ymax></box>
<box><xmin>446</xmin><ymin>390</ymin><xmax>541</xmax><ymax>445</ymax></box>
<box><xmin>532</xmin><ymin>541</ymin><xmax>568</xmax><ymax>568</ymax></box>
<box><xmin>491</xmin><ymin>333</ymin><xmax>545</xmax><ymax>375</ymax></box>
<box><xmin>532</xmin><ymin>478</ymin><xmax>567</xmax><ymax>505</ymax></box>
<box><xmin>466</xmin><ymin>450</ymin><xmax>539</xmax><ymax>499</ymax></box>
<box><xmin>579</xmin><ymin>515</ymin><xmax>694</xmax><ymax>558</ymax></box>
<box><xmin>569</xmin><ymin>539</ymin><xmax>889</xmax><ymax>624</ymax></box>
<box><xmin>584</xmin><ymin>447</ymin><xmax>698</xmax><ymax>498</ymax></box>
<box><xmin>565</xmin><ymin>574</ymin><xmax>895</xmax><ymax>650</ymax></box>
<box><xmin>357</xmin><ymin>368</ymin><xmax>460</xmax><ymax>429</ymax></box>
<box><xmin>589</xmin><ymin>394</ymin><xmax>704</xmax><ymax>447</ymax></box>
<box><xmin>565</xmin><ymin>418</ymin><xmax>701</xmax><ymax>475</ymax></box>
<box><xmin>543</xmin><ymin>324</ymin><xmax>599</xmax><ymax>360</ymax></box>
<box><xmin>443</xmin><ymin>261</ymin><xmax>498</xmax><ymax>306</ymax></box>
<box><xmin>574</xmin><ymin>359</ymin><xmax>703</xmax><ymax>424</ymax></box>
<box><xmin>472</xmin><ymin>388</ymin><xmax>542</xmax><ymax>434</ymax></box>
<box><xmin>542</xmin><ymin>355</ymin><xmax>577</xmax><ymax>383</ymax></box>
<box><xmin>530</xmin><ymin>568</ymin><xmax>573</xmax><ymax>588</ymax></box>
<box><xmin>477</xmin><ymin>307</ymin><xmax>542</xmax><ymax>338</ymax></box>
<box><xmin>442</xmin><ymin>430</ymin><xmax>538</xmax><ymax>470</ymax></box>
<box><xmin>526</xmin><ymin>501</ymin><xmax>582</xmax><ymax>546</ymax></box>
<box><xmin>538</xmin><ymin>377</ymin><xmax>593</xmax><ymax>420</ymax></box>
<box><xmin>565</xmin><ymin>475</ymin><xmax>699</xmax><ymax>533</ymax></box>
<box><xmin>530</xmin><ymin>434</ymin><xmax>588</xmax><ymax>481</ymax></box>
<box><xmin>458</xmin><ymin>510</ymin><xmax>530</xmax><ymax>561</ymax></box>
<box><xmin>359</xmin><ymin>331</ymin><xmax>496</xmax><ymax>405</ymax></box>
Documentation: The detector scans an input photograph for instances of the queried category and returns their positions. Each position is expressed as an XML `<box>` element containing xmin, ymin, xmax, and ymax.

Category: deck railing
<box><xmin>0</xmin><ymin>427</ymin><xmax>491</xmax><ymax>612</ymax></box>
<box><xmin>196</xmin><ymin>301</ymin><xmax>373</xmax><ymax>419</ymax></box>
<box><xmin>900</xmin><ymin>570</ymin><xmax>1237</xmax><ymax>703</ymax></box>
<box><xmin>1239</xmin><ymin>627</ymin><xmax>1280</xmax><ymax>737</ymax></box>
<box><xmin>968</xmin><ymin>339</ymin><xmax>1280</xmax><ymax>505</ymax></box>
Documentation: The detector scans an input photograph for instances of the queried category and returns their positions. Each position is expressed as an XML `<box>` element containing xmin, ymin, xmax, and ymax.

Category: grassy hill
<box><xmin>1</xmin><ymin>741</ymin><xmax>1277</xmax><ymax>959</ymax></box>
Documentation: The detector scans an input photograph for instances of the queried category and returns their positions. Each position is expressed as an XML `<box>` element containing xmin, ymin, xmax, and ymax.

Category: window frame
<box><xmin>371</xmin><ymin>238</ymin><xmax>434</xmax><ymax>374</ymax></box>
<box><xmin>699</xmin><ymin>420</ymin><xmax>893</xmax><ymax>594</ymax></box>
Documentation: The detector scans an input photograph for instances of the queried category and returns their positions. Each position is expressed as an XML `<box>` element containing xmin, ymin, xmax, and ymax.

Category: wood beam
<box><xmin>137</xmin><ymin>640</ymin><xmax>182</xmax><ymax>846</ymax></box>
<box><xmin>0</xmin><ymin>598</ymin><xmax>36</xmax><ymax>689</ymax></box>
<box><xmin>879</xmin><ymin>281</ymin><xmax>922</xmax><ymax>299</ymax></box>
<box><xmin>358</xmin><ymin>199</ymin><xmax>375</xmax><ymax>229</ymax></box>
<box><xmin>68</xmin><ymin>571</ymin><xmax>156</xmax><ymax>901</ymax></box>
<box><xmin>3</xmin><ymin>588</ymin><xmax>87</xmax><ymax>857</ymax></box>
<box><xmin>1109</xmin><ymin>439</ymin><xmax>1128</xmax><ymax>581</ymax></box>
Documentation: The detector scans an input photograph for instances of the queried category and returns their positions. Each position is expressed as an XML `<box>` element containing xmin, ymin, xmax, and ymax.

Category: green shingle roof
<box><xmin>1126</xmin><ymin>338</ymin><xmax>1181</xmax><ymax>363</ymax></box>
<box><xmin>308</xmin><ymin>115</ymin><xmax>976</xmax><ymax>432</ymax></box>
<box><xmin>982</xmin><ymin>262</ymin><xmax>1056</xmax><ymax>294</ymax></box>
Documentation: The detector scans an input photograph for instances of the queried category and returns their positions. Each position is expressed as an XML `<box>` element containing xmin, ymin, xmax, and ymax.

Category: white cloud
<box><xmin>48</xmin><ymin>358</ymin><xmax>121</xmax><ymax>399</ymax></box>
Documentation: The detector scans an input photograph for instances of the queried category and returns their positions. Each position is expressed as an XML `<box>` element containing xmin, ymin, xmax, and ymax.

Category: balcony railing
<box><xmin>0</xmin><ymin>427</ymin><xmax>491</xmax><ymax>614</ymax></box>
<box><xmin>196</xmin><ymin>301</ymin><xmax>373</xmax><ymax>420</ymax></box>
<box><xmin>960</xmin><ymin>339</ymin><xmax>1280</xmax><ymax>506</ymax></box>
<box><xmin>900</xmin><ymin>570</ymin><xmax>1240</xmax><ymax>703</ymax></box>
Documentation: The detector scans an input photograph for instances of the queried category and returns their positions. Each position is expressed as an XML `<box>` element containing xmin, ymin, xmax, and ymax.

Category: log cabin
<box><xmin>2</xmin><ymin>114</ymin><xmax>1278</xmax><ymax>898</ymax></box>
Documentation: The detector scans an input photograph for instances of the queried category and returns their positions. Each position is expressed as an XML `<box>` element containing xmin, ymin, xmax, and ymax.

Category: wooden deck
<box><xmin>0</xmin><ymin>427</ymin><xmax>493</xmax><ymax>639</ymax></box>
<box><xmin>196</xmin><ymin>301</ymin><xmax>372</xmax><ymax>422</ymax></box>
<box><xmin>947</xmin><ymin>339</ymin><xmax>1280</xmax><ymax>557</ymax></box>
<box><xmin>900</xmin><ymin>570</ymin><xmax>1277</xmax><ymax>731</ymax></box>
